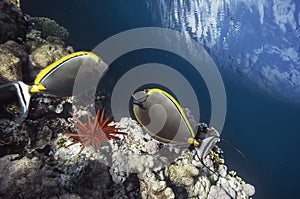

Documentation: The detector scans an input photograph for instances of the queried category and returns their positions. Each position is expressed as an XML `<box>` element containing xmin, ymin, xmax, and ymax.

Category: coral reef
<box><xmin>109</xmin><ymin>118</ymin><xmax>255</xmax><ymax>199</ymax></box>
<box><xmin>0</xmin><ymin>0</ymin><xmax>28</xmax><ymax>44</ymax></box>
<box><xmin>0</xmin><ymin>85</ymin><xmax>256</xmax><ymax>198</ymax></box>
<box><xmin>0</xmin><ymin>44</ymin><xmax>23</xmax><ymax>83</ymax></box>
<box><xmin>28</xmin><ymin>17</ymin><xmax>69</xmax><ymax>40</ymax></box>
<box><xmin>0</xmin><ymin>102</ymin><xmax>256</xmax><ymax>199</ymax></box>
<box><xmin>28</xmin><ymin>36</ymin><xmax>74</xmax><ymax>69</ymax></box>
<box><xmin>25</xmin><ymin>36</ymin><xmax>74</xmax><ymax>82</ymax></box>
<box><xmin>0</xmin><ymin>40</ymin><xmax>28</xmax><ymax>84</ymax></box>
<box><xmin>0</xmin><ymin>4</ymin><xmax>255</xmax><ymax>199</ymax></box>
<box><xmin>2</xmin><ymin>40</ymin><xmax>28</xmax><ymax>64</ymax></box>
<box><xmin>0</xmin><ymin>21</ymin><xmax>73</xmax><ymax>84</ymax></box>
<box><xmin>138</xmin><ymin>170</ymin><xmax>175</xmax><ymax>199</ymax></box>
<box><xmin>0</xmin><ymin>154</ymin><xmax>59</xmax><ymax>198</ymax></box>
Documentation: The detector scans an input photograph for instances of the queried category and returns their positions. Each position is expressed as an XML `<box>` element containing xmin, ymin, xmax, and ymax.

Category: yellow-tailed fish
<box><xmin>30</xmin><ymin>51</ymin><xmax>100</xmax><ymax>96</ymax></box>
<box><xmin>0</xmin><ymin>51</ymin><xmax>103</xmax><ymax>123</ymax></box>
<box><xmin>131</xmin><ymin>88</ymin><xmax>220</xmax><ymax>172</ymax></box>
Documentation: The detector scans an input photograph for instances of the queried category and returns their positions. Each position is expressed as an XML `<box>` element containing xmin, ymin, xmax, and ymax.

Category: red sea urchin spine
<box><xmin>65</xmin><ymin>108</ymin><xmax>126</xmax><ymax>154</ymax></box>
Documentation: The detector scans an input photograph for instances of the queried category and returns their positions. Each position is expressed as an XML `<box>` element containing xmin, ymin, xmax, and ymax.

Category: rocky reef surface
<box><xmin>0</xmin><ymin>0</ymin><xmax>72</xmax><ymax>84</ymax></box>
<box><xmin>0</xmin><ymin>110</ymin><xmax>255</xmax><ymax>198</ymax></box>
<box><xmin>0</xmin><ymin>1</ymin><xmax>255</xmax><ymax>198</ymax></box>
<box><xmin>0</xmin><ymin>0</ymin><xmax>28</xmax><ymax>44</ymax></box>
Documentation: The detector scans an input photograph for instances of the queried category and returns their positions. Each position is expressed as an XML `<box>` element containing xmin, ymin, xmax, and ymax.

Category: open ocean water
<box><xmin>23</xmin><ymin>0</ymin><xmax>300</xmax><ymax>198</ymax></box>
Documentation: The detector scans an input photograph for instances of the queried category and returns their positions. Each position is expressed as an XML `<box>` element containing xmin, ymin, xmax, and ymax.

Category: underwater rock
<box><xmin>27</xmin><ymin>16</ymin><xmax>69</xmax><ymax>40</ymax></box>
<box><xmin>217</xmin><ymin>164</ymin><xmax>227</xmax><ymax>178</ymax></box>
<box><xmin>116</xmin><ymin>117</ymin><xmax>160</xmax><ymax>155</ymax></box>
<box><xmin>0</xmin><ymin>40</ymin><xmax>29</xmax><ymax>84</ymax></box>
<box><xmin>188</xmin><ymin>176</ymin><xmax>211</xmax><ymax>198</ymax></box>
<box><xmin>0</xmin><ymin>117</ymin><xmax>65</xmax><ymax>157</ymax></box>
<box><xmin>108</xmin><ymin>117</ymin><xmax>256</xmax><ymax>199</ymax></box>
<box><xmin>166</xmin><ymin>164</ymin><xmax>199</xmax><ymax>187</ymax></box>
<box><xmin>54</xmin><ymin>134</ymin><xmax>141</xmax><ymax>199</ymax></box>
<box><xmin>207</xmin><ymin>186</ymin><xmax>231</xmax><ymax>199</ymax></box>
<box><xmin>50</xmin><ymin>193</ymin><xmax>81</xmax><ymax>199</ymax></box>
<box><xmin>164</xmin><ymin>150</ymin><xmax>212</xmax><ymax>198</ymax></box>
<box><xmin>28</xmin><ymin>95</ymin><xmax>73</xmax><ymax>120</ymax></box>
<box><xmin>138</xmin><ymin>170</ymin><xmax>175</xmax><ymax>199</ymax></box>
<box><xmin>214</xmin><ymin>172</ymin><xmax>255</xmax><ymax>198</ymax></box>
<box><xmin>0</xmin><ymin>0</ymin><xmax>28</xmax><ymax>44</ymax></box>
<box><xmin>0</xmin><ymin>40</ymin><xmax>30</xmax><ymax>84</ymax></box>
<box><xmin>0</xmin><ymin>110</ymin><xmax>114</xmax><ymax>198</ymax></box>
<box><xmin>25</xmin><ymin>123</ymin><xmax>53</xmax><ymax>153</ymax></box>
<box><xmin>0</xmin><ymin>94</ymin><xmax>72</xmax><ymax>157</ymax></box>
<box><xmin>108</xmin><ymin>118</ymin><xmax>164</xmax><ymax>183</ymax></box>
<box><xmin>1</xmin><ymin>40</ymin><xmax>28</xmax><ymax>64</ymax></box>
<box><xmin>241</xmin><ymin>183</ymin><xmax>255</xmax><ymax>197</ymax></box>
<box><xmin>0</xmin><ymin>119</ymin><xmax>28</xmax><ymax>156</ymax></box>
<box><xmin>29</xmin><ymin>36</ymin><xmax>74</xmax><ymax>69</ymax></box>
<box><xmin>217</xmin><ymin>177</ymin><xmax>236</xmax><ymax>198</ymax></box>
<box><xmin>26</xmin><ymin>36</ymin><xmax>74</xmax><ymax>82</ymax></box>
<box><xmin>0</xmin><ymin>105</ymin><xmax>255</xmax><ymax>199</ymax></box>
<box><xmin>68</xmin><ymin>159</ymin><xmax>113</xmax><ymax>198</ymax></box>
<box><xmin>25</xmin><ymin>39</ymin><xmax>42</xmax><ymax>54</ymax></box>
<box><xmin>0</xmin><ymin>154</ymin><xmax>61</xmax><ymax>198</ymax></box>
<box><xmin>0</xmin><ymin>45</ymin><xmax>23</xmax><ymax>83</ymax></box>
<box><xmin>110</xmin><ymin>147</ymin><xmax>164</xmax><ymax>183</ymax></box>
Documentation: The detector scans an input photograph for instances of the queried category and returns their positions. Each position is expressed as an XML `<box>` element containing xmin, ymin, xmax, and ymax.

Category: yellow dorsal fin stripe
<box><xmin>147</xmin><ymin>88</ymin><xmax>196</xmax><ymax>138</ymax></box>
<box><xmin>33</xmin><ymin>51</ymin><xmax>99</xmax><ymax>85</ymax></box>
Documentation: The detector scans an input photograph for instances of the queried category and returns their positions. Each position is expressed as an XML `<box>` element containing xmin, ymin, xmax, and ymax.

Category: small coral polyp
<box><xmin>66</xmin><ymin>108</ymin><xmax>126</xmax><ymax>154</ymax></box>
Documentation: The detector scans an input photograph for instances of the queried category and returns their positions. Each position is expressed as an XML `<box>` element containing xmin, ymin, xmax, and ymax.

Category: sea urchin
<box><xmin>66</xmin><ymin>108</ymin><xmax>126</xmax><ymax>154</ymax></box>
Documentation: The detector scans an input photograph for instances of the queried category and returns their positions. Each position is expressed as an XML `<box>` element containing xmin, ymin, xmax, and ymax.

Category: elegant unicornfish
<box><xmin>131</xmin><ymin>88</ymin><xmax>220</xmax><ymax>166</ymax></box>
<box><xmin>0</xmin><ymin>52</ymin><xmax>104</xmax><ymax>123</ymax></box>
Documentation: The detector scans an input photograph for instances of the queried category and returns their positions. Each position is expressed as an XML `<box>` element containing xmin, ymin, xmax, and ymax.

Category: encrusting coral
<box><xmin>28</xmin><ymin>17</ymin><xmax>69</xmax><ymax>40</ymax></box>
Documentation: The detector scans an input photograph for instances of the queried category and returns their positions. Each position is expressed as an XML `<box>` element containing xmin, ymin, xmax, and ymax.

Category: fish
<box><xmin>30</xmin><ymin>51</ymin><xmax>100</xmax><ymax>96</ymax></box>
<box><xmin>131</xmin><ymin>88</ymin><xmax>220</xmax><ymax>161</ymax></box>
<box><xmin>132</xmin><ymin>88</ymin><xmax>197</xmax><ymax>144</ymax></box>
<box><xmin>0</xmin><ymin>51</ymin><xmax>102</xmax><ymax>123</ymax></box>
<box><xmin>131</xmin><ymin>88</ymin><xmax>248</xmax><ymax>175</ymax></box>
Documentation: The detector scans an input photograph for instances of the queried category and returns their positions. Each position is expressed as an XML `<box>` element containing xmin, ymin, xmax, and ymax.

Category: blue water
<box><xmin>23</xmin><ymin>0</ymin><xmax>300</xmax><ymax>198</ymax></box>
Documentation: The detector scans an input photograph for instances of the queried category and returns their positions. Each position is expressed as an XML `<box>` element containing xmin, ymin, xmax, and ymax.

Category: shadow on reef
<box><xmin>69</xmin><ymin>162</ymin><xmax>141</xmax><ymax>199</ymax></box>
<box><xmin>0</xmin><ymin>155</ymin><xmax>141</xmax><ymax>198</ymax></box>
